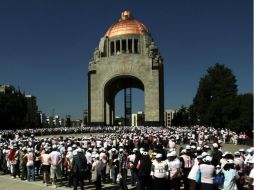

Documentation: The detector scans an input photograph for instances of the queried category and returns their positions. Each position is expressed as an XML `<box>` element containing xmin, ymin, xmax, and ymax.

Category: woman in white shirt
<box><xmin>24</xmin><ymin>148</ymin><xmax>35</xmax><ymax>182</ymax></box>
<box><xmin>221</xmin><ymin>159</ymin><xmax>239</xmax><ymax>190</ymax></box>
<box><xmin>188</xmin><ymin>155</ymin><xmax>203</xmax><ymax>190</ymax></box>
<box><xmin>199</xmin><ymin>156</ymin><xmax>216</xmax><ymax>190</ymax></box>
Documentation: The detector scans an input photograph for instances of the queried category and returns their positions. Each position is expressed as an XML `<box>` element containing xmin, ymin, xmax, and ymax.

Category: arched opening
<box><xmin>115</xmin><ymin>88</ymin><xmax>144</xmax><ymax>126</ymax></box>
<box><xmin>104</xmin><ymin>75</ymin><xmax>144</xmax><ymax>126</ymax></box>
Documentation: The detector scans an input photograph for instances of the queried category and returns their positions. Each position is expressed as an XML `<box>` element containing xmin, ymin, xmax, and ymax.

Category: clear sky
<box><xmin>0</xmin><ymin>0</ymin><xmax>253</xmax><ymax>119</ymax></box>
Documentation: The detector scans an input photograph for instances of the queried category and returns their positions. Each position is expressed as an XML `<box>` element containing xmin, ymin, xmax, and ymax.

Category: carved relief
<box><xmin>90</xmin><ymin>47</ymin><xmax>101</xmax><ymax>63</ymax></box>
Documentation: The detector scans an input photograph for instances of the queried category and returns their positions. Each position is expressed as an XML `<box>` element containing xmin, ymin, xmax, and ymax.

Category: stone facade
<box><xmin>88</xmin><ymin>12</ymin><xmax>164</xmax><ymax>126</ymax></box>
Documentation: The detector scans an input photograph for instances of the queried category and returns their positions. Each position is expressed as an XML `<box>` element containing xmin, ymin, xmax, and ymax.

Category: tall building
<box><xmin>25</xmin><ymin>95</ymin><xmax>38</xmax><ymax>126</ymax></box>
<box><xmin>83</xmin><ymin>110</ymin><xmax>88</xmax><ymax>126</ymax></box>
<box><xmin>131</xmin><ymin>111</ymin><xmax>145</xmax><ymax>126</ymax></box>
<box><xmin>38</xmin><ymin>111</ymin><xmax>47</xmax><ymax>127</ymax></box>
<box><xmin>54</xmin><ymin>115</ymin><xmax>60</xmax><ymax>127</ymax></box>
<box><xmin>47</xmin><ymin>116</ymin><xmax>54</xmax><ymax>127</ymax></box>
<box><xmin>164</xmin><ymin>109</ymin><xmax>176</xmax><ymax>127</ymax></box>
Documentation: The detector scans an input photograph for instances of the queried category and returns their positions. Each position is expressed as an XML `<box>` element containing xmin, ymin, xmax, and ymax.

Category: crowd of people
<box><xmin>0</xmin><ymin>125</ymin><xmax>253</xmax><ymax>190</ymax></box>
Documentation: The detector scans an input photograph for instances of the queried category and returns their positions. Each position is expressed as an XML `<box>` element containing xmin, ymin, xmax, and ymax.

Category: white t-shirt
<box><xmin>49</xmin><ymin>151</ymin><xmax>61</xmax><ymax>166</ymax></box>
<box><xmin>167</xmin><ymin>158</ymin><xmax>181</xmax><ymax>178</ymax></box>
<box><xmin>200</xmin><ymin>164</ymin><xmax>215</xmax><ymax>184</ymax></box>
<box><xmin>151</xmin><ymin>160</ymin><xmax>168</xmax><ymax>178</ymax></box>
<box><xmin>188</xmin><ymin>164</ymin><xmax>200</xmax><ymax>180</ymax></box>
<box><xmin>127</xmin><ymin>154</ymin><xmax>136</xmax><ymax>163</ymax></box>
<box><xmin>86</xmin><ymin>151</ymin><xmax>92</xmax><ymax>164</ymax></box>
<box><xmin>249</xmin><ymin>168</ymin><xmax>254</xmax><ymax>186</ymax></box>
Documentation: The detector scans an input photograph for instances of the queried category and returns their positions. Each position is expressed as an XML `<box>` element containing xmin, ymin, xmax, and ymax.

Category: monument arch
<box><xmin>88</xmin><ymin>10</ymin><xmax>164</xmax><ymax>126</ymax></box>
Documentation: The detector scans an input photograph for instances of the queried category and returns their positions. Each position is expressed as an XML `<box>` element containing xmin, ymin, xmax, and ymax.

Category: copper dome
<box><xmin>105</xmin><ymin>11</ymin><xmax>149</xmax><ymax>38</ymax></box>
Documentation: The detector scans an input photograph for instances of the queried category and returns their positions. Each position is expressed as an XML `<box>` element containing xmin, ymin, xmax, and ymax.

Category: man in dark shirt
<box><xmin>72</xmin><ymin>148</ymin><xmax>87</xmax><ymax>190</ymax></box>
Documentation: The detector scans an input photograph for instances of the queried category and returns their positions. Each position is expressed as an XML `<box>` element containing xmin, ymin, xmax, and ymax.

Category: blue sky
<box><xmin>0</xmin><ymin>0</ymin><xmax>252</xmax><ymax>119</ymax></box>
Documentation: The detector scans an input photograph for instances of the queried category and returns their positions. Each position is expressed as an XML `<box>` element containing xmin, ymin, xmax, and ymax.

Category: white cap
<box><xmin>234</xmin><ymin>151</ymin><xmax>240</xmax><ymax>156</ymax></box>
<box><xmin>247</xmin><ymin>149</ymin><xmax>252</xmax><ymax>153</ymax></box>
<box><xmin>119</xmin><ymin>148</ymin><xmax>124</xmax><ymax>152</ymax></box>
<box><xmin>222</xmin><ymin>152</ymin><xmax>229</xmax><ymax>157</ymax></box>
<box><xmin>156</xmin><ymin>153</ymin><xmax>162</xmax><ymax>158</ymax></box>
<box><xmin>201</xmin><ymin>152</ymin><xmax>208</xmax><ymax>158</ymax></box>
<box><xmin>186</xmin><ymin>145</ymin><xmax>191</xmax><ymax>149</ymax></box>
<box><xmin>52</xmin><ymin>145</ymin><xmax>57</xmax><ymax>149</ymax></box>
<box><xmin>248</xmin><ymin>158</ymin><xmax>254</xmax><ymax>164</ymax></box>
<box><xmin>181</xmin><ymin>149</ymin><xmax>186</xmax><ymax>154</ymax></box>
<box><xmin>197</xmin><ymin>155</ymin><xmax>202</xmax><ymax>159</ymax></box>
<box><xmin>212</xmin><ymin>143</ymin><xmax>218</xmax><ymax>148</ymax></box>
<box><xmin>197</xmin><ymin>147</ymin><xmax>202</xmax><ymax>151</ymax></box>
<box><xmin>67</xmin><ymin>147</ymin><xmax>72</xmax><ymax>152</ymax></box>
<box><xmin>167</xmin><ymin>151</ymin><xmax>177</xmax><ymax>157</ymax></box>
<box><xmin>239</xmin><ymin>149</ymin><xmax>245</xmax><ymax>152</ymax></box>
<box><xmin>191</xmin><ymin>145</ymin><xmax>196</xmax><ymax>149</ymax></box>
<box><xmin>204</xmin><ymin>156</ymin><xmax>212</xmax><ymax>162</ymax></box>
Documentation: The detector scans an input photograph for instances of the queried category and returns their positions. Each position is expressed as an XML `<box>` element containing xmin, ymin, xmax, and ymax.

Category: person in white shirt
<box><xmin>65</xmin><ymin>147</ymin><xmax>73</xmax><ymax>187</ymax></box>
<box><xmin>127</xmin><ymin>148</ymin><xmax>137</xmax><ymax>186</ymax></box>
<box><xmin>150</xmin><ymin>153</ymin><xmax>168</xmax><ymax>190</ymax></box>
<box><xmin>48</xmin><ymin>145</ymin><xmax>62</xmax><ymax>188</ymax></box>
<box><xmin>24</xmin><ymin>148</ymin><xmax>35</xmax><ymax>182</ymax></box>
<box><xmin>85</xmin><ymin>147</ymin><xmax>93</xmax><ymax>183</ymax></box>
<box><xmin>92</xmin><ymin>154</ymin><xmax>104</xmax><ymax>190</ymax></box>
<box><xmin>188</xmin><ymin>155</ymin><xmax>203</xmax><ymax>190</ymax></box>
<box><xmin>99</xmin><ymin>148</ymin><xmax>107</xmax><ymax>183</ymax></box>
<box><xmin>199</xmin><ymin>156</ymin><xmax>216</xmax><ymax>190</ymax></box>
<box><xmin>242</xmin><ymin>158</ymin><xmax>254</xmax><ymax>190</ymax></box>
<box><xmin>180</xmin><ymin>148</ymin><xmax>192</xmax><ymax>190</ymax></box>
<box><xmin>166</xmin><ymin>151</ymin><xmax>181</xmax><ymax>190</ymax></box>
<box><xmin>221</xmin><ymin>159</ymin><xmax>239</xmax><ymax>190</ymax></box>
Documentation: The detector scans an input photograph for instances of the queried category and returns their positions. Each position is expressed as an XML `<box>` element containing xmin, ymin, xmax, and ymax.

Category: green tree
<box><xmin>172</xmin><ymin>105</ymin><xmax>190</xmax><ymax>126</ymax></box>
<box><xmin>230</xmin><ymin>94</ymin><xmax>253</xmax><ymax>133</ymax></box>
<box><xmin>0</xmin><ymin>91</ymin><xmax>27</xmax><ymax>129</ymax></box>
<box><xmin>191</xmin><ymin>63</ymin><xmax>238</xmax><ymax>125</ymax></box>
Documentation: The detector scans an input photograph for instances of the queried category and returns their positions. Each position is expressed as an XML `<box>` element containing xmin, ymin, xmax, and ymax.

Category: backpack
<box><xmin>195</xmin><ymin>167</ymin><xmax>201</xmax><ymax>184</ymax></box>
<box><xmin>73</xmin><ymin>153</ymin><xmax>87</xmax><ymax>174</ymax></box>
<box><xmin>214</xmin><ymin>172</ymin><xmax>224</xmax><ymax>186</ymax></box>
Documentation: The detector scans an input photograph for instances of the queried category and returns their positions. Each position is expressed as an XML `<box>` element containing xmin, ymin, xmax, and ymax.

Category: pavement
<box><xmin>0</xmin><ymin>174</ymin><xmax>135</xmax><ymax>190</ymax></box>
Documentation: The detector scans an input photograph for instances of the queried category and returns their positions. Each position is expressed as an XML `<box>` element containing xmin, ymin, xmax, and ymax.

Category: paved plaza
<box><xmin>0</xmin><ymin>174</ymin><xmax>136</xmax><ymax>190</ymax></box>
